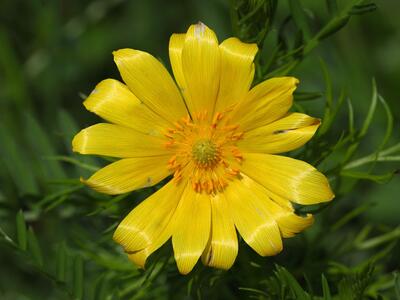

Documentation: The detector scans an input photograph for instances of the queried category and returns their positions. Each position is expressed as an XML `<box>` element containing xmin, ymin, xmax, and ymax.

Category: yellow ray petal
<box><xmin>127</xmin><ymin>184</ymin><xmax>185</xmax><ymax>268</ymax></box>
<box><xmin>172</xmin><ymin>185</ymin><xmax>211</xmax><ymax>274</ymax></box>
<box><xmin>169</xmin><ymin>33</ymin><xmax>187</xmax><ymax>99</ymax></box>
<box><xmin>201</xmin><ymin>193</ymin><xmax>238</xmax><ymax>270</ymax></box>
<box><xmin>83</xmin><ymin>156</ymin><xmax>171</xmax><ymax>195</ymax></box>
<box><xmin>241</xmin><ymin>153</ymin><xmax>335</xmax><ymax>205</ymax></box>
<box><xmin>240</xmin><ymin>174</ymin><xmax>314</xmax><ymax>238</ymax></box>
<box><xmin>239</xmin><ymin>113</ymin><xmax>320</xmax><ymax>154</ymax></box>
<box><xmin>127</xmin><ymin>218</ymin><xmax>173</xmax><ymax>269</ymax></box>
<box><xmin>83</xmin><ymin>79</ymin><xmax>169</xmax><ymax>137</ymax></box>
<box><xmin>232</xmin><ymin>77</ymin><xmax>298</xmax><ymax>131</ymax></box>
<box><xmin>72</xmin><ymin>123</ymin><xmax>169</xmax><ymax>158</ymax></box>
<box><xmin>113</xmin><ymin>49</ymin><xmax>188</xmax><ymax>122</ymax></box>
<box><xmin>215</xmin><ymin>37</ymin><xmax>258</xmax><ymax>113</ymax></box>
<box><xmin>226</xmin><ymin>180</ymin><xmax>283</xmax><ymax>256</ymax></box>
<box><xmin>181</xmin><ymin>23</ymin><xmax>220</xmax><ymax>120</ymax></box>
<box><xmin>113</xmin><ymin>180</ymin><xmax>185</xmax><ymax>252</ymax></box>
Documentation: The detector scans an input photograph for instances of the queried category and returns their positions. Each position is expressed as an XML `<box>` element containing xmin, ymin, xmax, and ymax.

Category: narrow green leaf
<box><xmin>357</xmin><ymin>227</ymin><xmax>400</xmax><ymax>250</ymax></box>
<box><xmin>316</xmin><ymin>15</ymin><xmax>350</xmax><ymax>41</ymax></box>
<box><xmin>331</xmin><ymin>202</ymin><xmax>372</xmax><ymax>231</ymax></box>
<box><xmin>394</xmin><ymin>272</ymin><xmax>400</xmax><ymax>299</ymax></box>
<box><xmin>56</xmin><ymin>242</ymin><xmax>67</xmax><ymax>281</ymax></box>
<box><xmin>238</xmin><ymin>287</ymin><xmax>269</xmax><ymax>297</ymax></box>
<box><xmin>377</xmin><ymin>95</ymin><xmax>394</xmax><ymax>152</ymax></box>
<box><xmin>359</xmin><ymin>79</ymin><xmax>378</xmax><ymax>138</ymax></box>
<box><xmin>24</xmin><ymin>112</ymin><xmax>66</xmax><ymax>180</ymax></box>
<box><xmin>28</xmin><ymin>227</ymin><xmax>43</xmax><ymax>267</ymax></box>
<box><xmin>317</xmin><ymin>59</ymin><xmax>334</xmax><ymax>136</ymax></box>
<box><xmin>294</xmin><ymin>91</ymin><xmax>323</xmax><ymax>101</ymax></box>
<box><xmin>288</xmin><ymin>0</ymin><xmax>312</xmax><ymax>40</ymax></box>
<box><xmin>73</xmin><ymin>256</ymin><xmax>84</xmax><ymax>300</ymax></box>
<box><xmin>321</xmin><ymin>274</ymin><xmax>332</xmax><ymax>300</ymax></box>
<box><xmin>350</xmin><ymin>3</ymin><xmax>378</xmax><ymax>15</ymax></box>
<box><xmin>326</xmin><ymin>0</ymin><xmax>338</xmax><ymax>16</ymax></box>
<box><xmin>0</xmin><ymin>123</ymin><xmax>39</xmax><ymax>195</ymax></box>
<box><xmin>347</xmin><ymin>97</ymin><xmax>355</xmax><ymax>136</ymax></box>
<box><xmin>16</xmin><ymin>210</ymin><xmax>27</xmax><ymax>250</ymax></box>
<box><xmin>340</xmin><ymin>170</ymin><xmax>394</xmax><ymax>183</ymax></box>
<box><xmin>276</xmin><ymin>265</ymin><xmax>309</xmax><ymax>299</ymax></box>
<box><xmin>45</xmin><ymin>156</ymin><xmax>99</xmax><ymax>172</ymax></box>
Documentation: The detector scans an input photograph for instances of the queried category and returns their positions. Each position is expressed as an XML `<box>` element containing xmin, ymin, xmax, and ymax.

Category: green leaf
<box><xmin>73</xmin><ymin>255</ymin><xmax>84</xmax><ymax>300</ymax></box>
<box><xmin>288</xmin><ymin>0</ymin><xmax>312</xmax><ymax>40</ymax></box>
<box><xmin>24</xmin><ymin>112</ymin><xmax>66</xmax><ymax>180</ymax></box>
<box><xmin>316</xmin><ymin>15</ymin><xmax>350</xmax><ymax>41</ymax></box>
<box><xmin>16</xmin><ymin>210</ymin><xmax>27</xmax><ymax>250</ymax></box>
<box><xmin>276</xmin><ymin>265</ymin><xmax>310</xmax><ymax>299</ymax></box>
<box><xmin>0</xmin><ymin>123</ymin><xmax>39</xmax><ymax>195</ymax></box>
<box><xmin>331</xmin><ymin>202</ymin><xmax>372</xmax><ymax>231</ymax></box>
<box><xmin>56</xmin><ymin>242</ymin><xmax>67</xmax><ymax>281</ymax></box>
<box><xmin>350</xmin><ymin>3</ymin><xmax>378</xmax><ymax>15</ymax></box>
<box><xmin>358</xmin><ymin>78</ymin><xmax>378</xmax><ymax>139</ymax></box>
<box><xmin>394</xmin><ymin>272</ymin><xmax>400</xmax><ymax>299</ymax></box>
<box><xmin>325</xmin><ymin>0</ymin><xmax>338</xmax><ymax>16</ymax></box>
<box><xmin>28</xmin><ymin>227</ymin><xmax>43</xmax><ymax>267</ymax></box>
<box><xmin>356</xmin><ymin>227</ymin><xmax>400</xmax><ymax>250</ymax></box>
<box><xmin>340</xmin><ymin>170</ymin><xmax>394</xmax><ymax>183</ymax></box>
<box><xmin>321</xmin><ymin>274</ymin><xmax>332</xmax><ymax>300</ymax></box>
<box><xmin>294</xmin><ymin>91</ymin><xmax>323</xmax><ymax>101</ymax></box>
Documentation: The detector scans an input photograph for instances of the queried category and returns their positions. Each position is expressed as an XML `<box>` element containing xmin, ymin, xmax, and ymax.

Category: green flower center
<box><xmin>192</xmin><ymin>139</ymin><xmax>219</xmax><ymax>166</ymax></box>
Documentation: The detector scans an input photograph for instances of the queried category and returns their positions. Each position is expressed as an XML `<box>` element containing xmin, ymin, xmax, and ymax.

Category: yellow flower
<box><xmin>72</xmin><ymin>22</ymin><xmax>334</xmax><ymax>274</ymax></box>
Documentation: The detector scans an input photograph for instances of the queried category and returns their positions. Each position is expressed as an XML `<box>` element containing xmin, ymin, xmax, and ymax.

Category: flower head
<box><xmin>72</xmin><ymin>22</ymin><xmax>334</xmax><ymax>274</ymax></box>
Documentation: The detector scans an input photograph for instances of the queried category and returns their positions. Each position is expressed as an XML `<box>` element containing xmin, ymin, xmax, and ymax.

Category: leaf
<box><xmin>350</xmin><ymin>3</ymin><xmax>378</xmax><ymax>15</ymax></box>
<box><xmin>56</xmin><ymin>242</ymin><xmax>67</xmax><ymax>281</ymax></box>
<box><xmin>16</xmin><ymin>210</ymin><xmax>27</xmax><ymax>250</ymax></box>
<box><xmin>359</xmin><ymin>78</ymin><xmax>378</xmax><ymax>138</ymax></box>
<box><xmin>288</xmin><ymin>0</ymin><xmax>312</xmax><ymax>40</ymax></box>
<box><xmin>394</xmin><ymin>272</ymin><xmax>400</xmax><ymax>299</ymax></box>
<box><xmin>340</xmin><ymin>170</ymin><xmax>394</xmax><ymax>183</ymax></box>
<box><xmin>325</xmin><ymin>0</ymin><xmax>338</xmax><ymax>16</ymax></box>
<box><xmin>317</xmin><ymin>15</ymin><xmax>350</xmax><ymax>41</ymax></box>
<box><xmin>275</xmin><ymin>265</ymin><xmax>310</xmax><ymax>299</ymax></box>
<box><xmin>294</xmin><ymin>91</ymin><xmax>323</xmax><ymax>101</ymax></box>
<box><xmin>73</xmin><ymin>255</ymin><xmax>84</xmax><ymax>300</ymax></box>
<box><xmin>24</xmin><ymin>112</ymin><xmax>66</xmax><ymax>180</ymax></box>
<box><xmin>0</xmin><ymin>122</ymin><xmax>39</xmax><ymax>195</ymax></box>
<box><xmin>356</xmin><ymin>227</ymin><xmax>400</xmax><ymax>250</ymax></box>
<box><xmin>331</xmin><ymin>202</ymin><xmax>372</xmax><ymax>231</ymax></box>
<box><xmin>28</xmin><ymin>226</ymin><xmax>43</xmax><ymax>267</ymax></box>
<box><xmin>321</xmin><ymin>274</ymin><xmax>332</xmax><ymax>300</ymax></box>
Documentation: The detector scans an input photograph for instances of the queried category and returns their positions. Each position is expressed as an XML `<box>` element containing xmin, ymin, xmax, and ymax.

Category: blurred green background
<box><xmin>1</xmin><ymin>0</ymin><xmax>399</xmax><ymax>299</ymax></box>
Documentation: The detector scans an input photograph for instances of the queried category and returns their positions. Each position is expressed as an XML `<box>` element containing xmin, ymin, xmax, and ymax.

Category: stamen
<box><xmin>165</xmin><ymin>111</ymin><xmax>244</xmax><ymax>194</ymax></box>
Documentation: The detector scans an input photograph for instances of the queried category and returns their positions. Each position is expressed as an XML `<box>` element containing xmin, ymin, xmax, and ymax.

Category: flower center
<box><xmin>164</xmin><ymin>110</ymin><xmax>244</xmax><ymax>194</ymax></box>
<box><xmin>192</xmin><ymin>139</ymin><xmax>219</xmax><ymax>167</ymax></box>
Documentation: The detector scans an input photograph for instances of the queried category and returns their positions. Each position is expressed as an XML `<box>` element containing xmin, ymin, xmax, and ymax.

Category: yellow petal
<box><xmin>201</xmin><ymin>193</ymin><xmax>238</xmax><ymax>270</ymax></box>
<box><xmin>83</xmin><ymin>156</ymin><xmax>171</xmax><ymax>195</ymax></box>
<box><xmin>172</xmin><ymin>185</ymin><xmax>211</xmax><ymax>274</ymax></box>
<box><xmin>240</xmin><ymin>174</ymin><xmax>314</xmax><ymax>238</ymax></box>
<box><xmin>215</xmin><ymin>37</ymin><xmax>258</xmax><ymax>113</ymax></box>
<box><xmin>83</xmin><ymin>79</ymin><xmax>169</xmax><ymax>137</ymax></box>
<box><xmin>113</xmin><ymin>180</ymin><xmax>185</xmax><ymax>252</ymax></box>
<box><xmin>241</xmin><ymin>153</ymin><xmax>334</xmax><ymax>205</ymax></box>
<box><xmin>169</xmin><ymin>33</ymin><xmax>187</xmax><ymax>98</ymax></box>
<box><xmin>181</xmin><ymin>23</ymin><xmax>220</xmax><ymax>120</ymax></box>
<box><xmin>226</xmin><ymin>179</ymin><xmax>283</xmax><ymax>256</ymax></box>
<box><xmin>232</xmin><ymin>77</ymin><xmax>298</xmax><ymax>131</ymax></box>
<box><xmin>239</xmin><ymin>113</ymin><xmax>320</xmax><ymax>153</ymax></box>
<box><xmin>127</xmin><ymin>211</ymin><xmax>176</xmax><ymax>268</ymax></box>
<box><xmin>72</xmin><ymin>123</ymin><xmax>169</xmax><ymax>158</ymax></box>
<box><xmin>113</xmin><ymin>49</ymin><xmax>188</xmax><ymax>122</ymax></box>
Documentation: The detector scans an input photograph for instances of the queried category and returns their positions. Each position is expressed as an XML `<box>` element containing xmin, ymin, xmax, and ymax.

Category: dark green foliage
<box><xmin>0</xmin><ymin>0</ymin><xmax>399</xmax><ymax>299</ymax></box>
